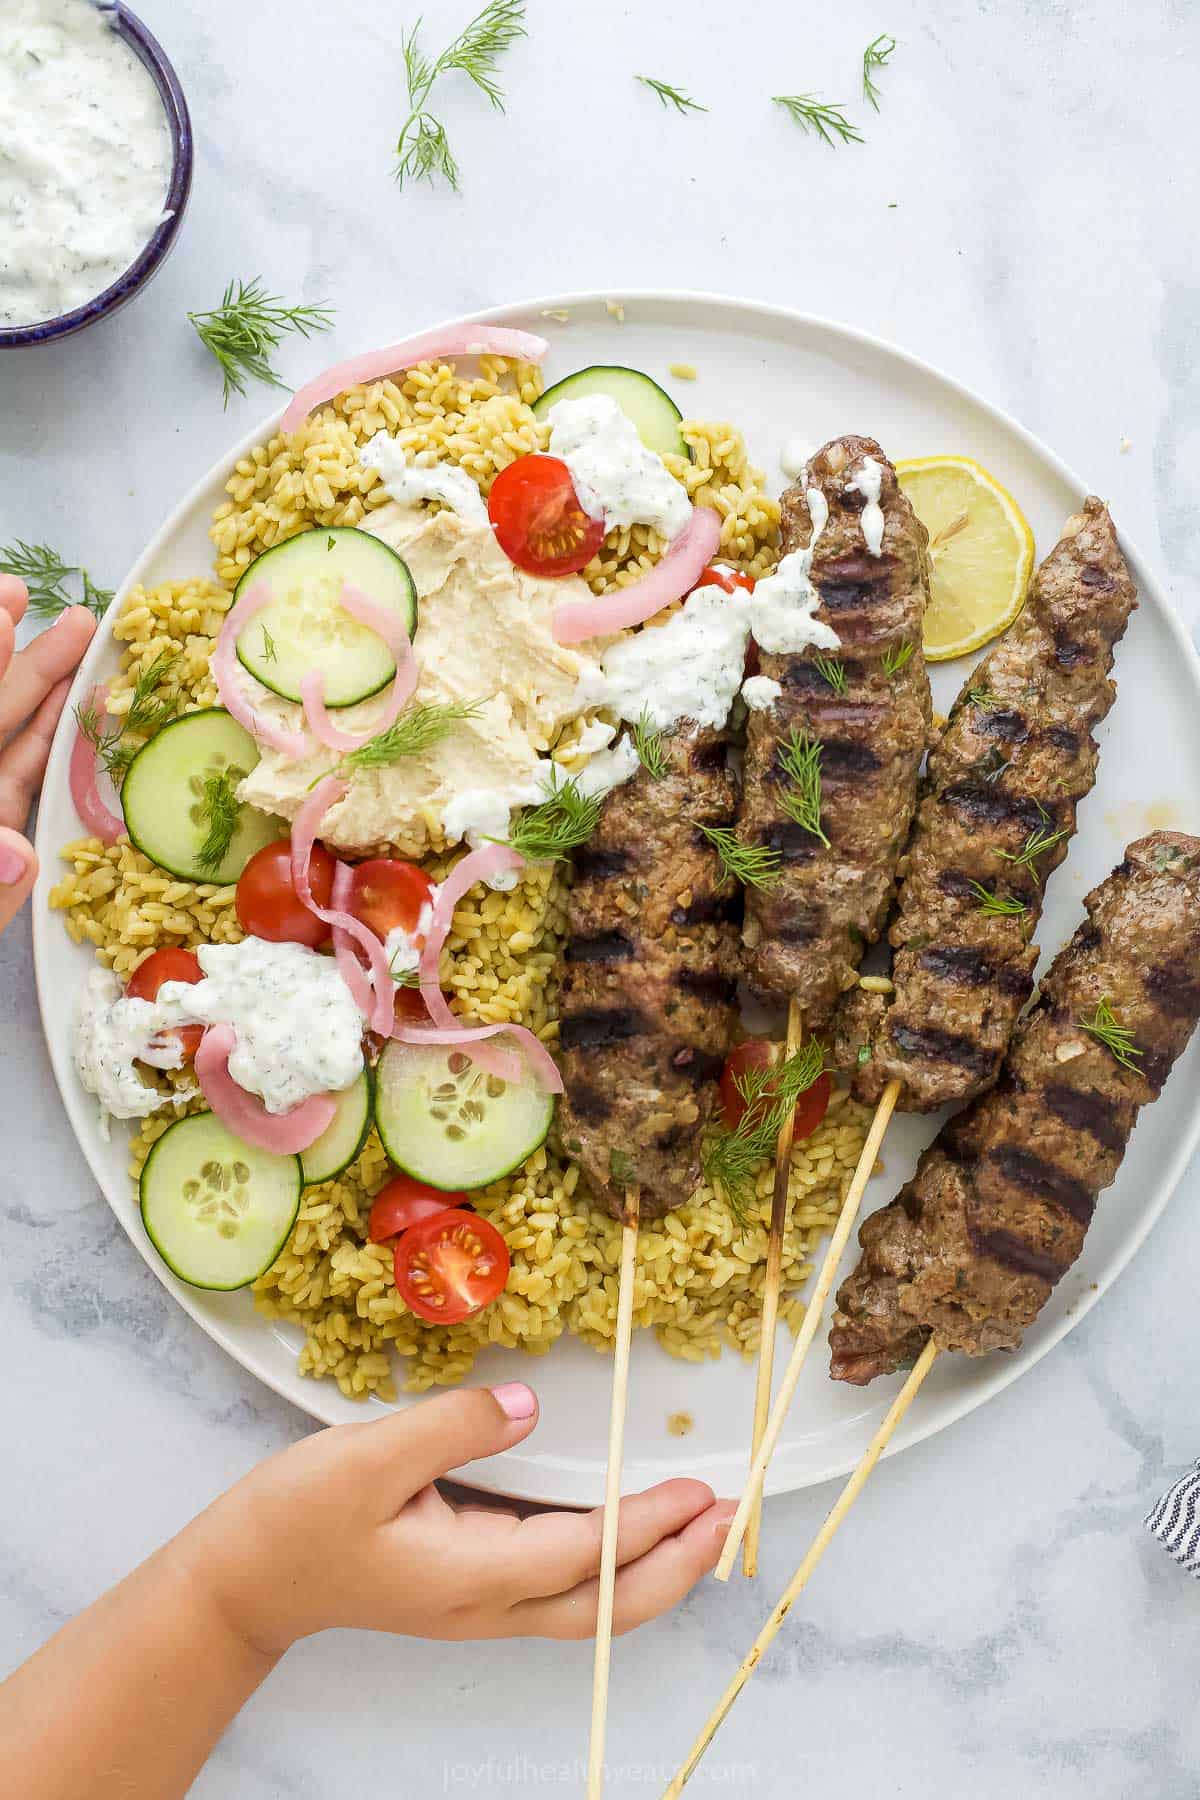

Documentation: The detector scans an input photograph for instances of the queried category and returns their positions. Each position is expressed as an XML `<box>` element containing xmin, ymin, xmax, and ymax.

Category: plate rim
<box><xmin>31</xmin><ymin>286</ymin><xmax>1200</xmax><ymax>1503</ymax></box>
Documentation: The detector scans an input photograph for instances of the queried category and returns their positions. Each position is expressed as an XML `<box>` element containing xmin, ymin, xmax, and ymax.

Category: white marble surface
<box><xmin>3</xmin><ymin>0</ymin><xmax>1200</xmax><ymax>1793</ymax></box>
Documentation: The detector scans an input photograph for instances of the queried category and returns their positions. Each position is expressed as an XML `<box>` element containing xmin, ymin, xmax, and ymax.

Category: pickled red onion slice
<box><xmin>195</xmin><ymin>1023</ymin><xmax>338</xmax><ymax>1153</ymax></box>
<box><xmin>280</xmin><ymin>326</ymin><xmax>549</xmax><ymax>433</ymax></box>
<box><xmin>330</xmin><ymin>860</ymin><xmax>392</xmax><ymax>1026</ymax></box>
<box><xmin>552</xmin><ymin>505</ymin><xmax>723</xmax><ymax>644</ymax></box>
<box><xmin>391</xmin><ymin>1019</ymin><xmax>563</xmax><ymax>1096</ymax></box>
<box><xmin>299</xmin><ymin>583</ymin><xmax>419</xmax><ymax>753</ymax></box>
<box><xmin>212</xmin><ymin>582</ymin><xmax>312</xmax><ymax>761</ymax></box>
<box><xmin>418</xmin><ymin>844</ymin><xmax>530</xmax><ymax>1084</ymax></box>
<box><xmin>69</xmin><ymin>684</ymin><xmax>124</xmax><ymax>844</ymax></box>
<box><xmin>291</xmin><ymin>778</ymin><xmax>394</xmax><ymax>1036</ymax></box>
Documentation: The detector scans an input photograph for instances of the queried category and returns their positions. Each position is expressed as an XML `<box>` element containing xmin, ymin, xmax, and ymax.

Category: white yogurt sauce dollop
<box><xmin>548</xmin><ymin>395</ymin><xmax>691</xmax><ymax>540</ymax></box>
<box><xmin>0</xmin><ymin>0</ymin><xmax>173</xmax><ymax>328</ymax></box>
<box><xmin>156</xmin><ymin>940</ymin><xmax>364</xmax><ymax>1115</ymax></box>
<box><xmin>741</xmin><ymin>675</ymin><xmax>783</xmax><ymax>712</ymax></box>
<box><xmin>577</xmin><ymin>583</ymin><xmax>754</xmax><ymax>734</ymax></box>
<box><xmin>571</xmin><ymin>734</ymin><xmax>641</xmax><ymax>799</ymax></box>
<box><xmin>359</xmin><ymin>432</ymin><xmax>489</xmax><ymax>524</ymax></box>
<box><xmin>73</xmin><ymin>967</ymin><xmax>192</xmax><ymax>1133</ymax></box>
<box><xmin>849</xmin><ymin>456</ymin><xmax>885</xmax><ymax>556</ymax></box>
<box><xmin>747</xmin><ymin>487</ymin><xmax>841</xmax><ymax>656</ymax></box>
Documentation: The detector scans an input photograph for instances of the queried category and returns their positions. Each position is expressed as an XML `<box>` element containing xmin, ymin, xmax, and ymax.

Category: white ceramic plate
<box><xmin>32</xmin><ymin>291</ymin><xmax>1200</xmax><ymax>1506</ymax></box>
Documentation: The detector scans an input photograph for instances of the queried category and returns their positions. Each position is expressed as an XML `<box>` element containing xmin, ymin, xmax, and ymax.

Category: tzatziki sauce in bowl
<box><xmin>0</xmin><ymin>0</ymin><xmax>192</xmax><ymax>347</ymax></box>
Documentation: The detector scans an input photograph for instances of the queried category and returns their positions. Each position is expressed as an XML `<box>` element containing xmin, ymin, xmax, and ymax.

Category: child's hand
<box><xmin>187</xmin><ymin>1384</ymin><xmax>732</xmax><ymax>1655</ymax></box>
<box><xmin>0</xmin><ymin>577</ymin><xmax>97</xmax><ymax>935</ymax></box>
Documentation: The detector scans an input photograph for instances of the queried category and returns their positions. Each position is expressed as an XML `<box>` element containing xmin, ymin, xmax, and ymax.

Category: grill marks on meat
<box><xmin>555</xmin><ymin>725</ymin><xmax>740</xmax><ymax>1221</ymax></box>
<box><xmin>834</xmin><ymin>498</ymin><xmax>1137</xmax><ymax>1111</ymax></box>
<box><xmin>738</xmin><ymin>436</ymin><xmax>933</xmax><ymax>1020</ymax></box>
<box><xmin>828</xmin><ymin>833</ymin><xmax>1200</xmax><ymax>1383</ymax></box>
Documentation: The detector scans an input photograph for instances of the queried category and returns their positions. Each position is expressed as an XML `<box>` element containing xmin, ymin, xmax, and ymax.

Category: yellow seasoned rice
<box><xmin>50</xmin><ymin>359</ymin><xmax>870</xmax><ymax>1401</ymax></box>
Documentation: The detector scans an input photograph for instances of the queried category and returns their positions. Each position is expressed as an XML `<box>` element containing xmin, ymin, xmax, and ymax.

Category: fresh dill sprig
<box><xmin>389</xmin><ymin>955</ymin><xmax>422</xmax><ymax>987</ymax></box>
<box><xmin>502</xmin><ymin>776</ymin><xmax>602</xmax><ymax>863</ymax></box>
<box><xmin>188</xmin><ymin>278</ymin><xmax>335</xmax><ymax>407</ymax></box>
<box><xmin>260</xmin><ymin>625</ymin><xmax>278</xmax><ymax>664</ymax></box>
<box><xmin>395</xmin><ymin>0</ymin><xmax>527</xmax><ymax>191</ymax></box>
<box><xmin>196</xmin><ymin>769</ymin><xmax>242</xmax><ymax>875</ymax></box>
<box><xmin>1077</xmin><ymin>995</ymin><xmax>1143</xmax><ymax>1070</ymax></box>
<box><xmin>967</xmin><ymin>686</ymin><xmax>1001</xmax><ymax>711</ymax></box>
<box><xmin>632</xmin><ymin>709</ymin><xmax>669</xmax><ymax>780</ymax></box>
<box><xmin>882</xmin><ymin>639</ymin><xmax>915</xmax><ymax>678</ymax></box>
<box><xmin>636</xmin><ymin>76</ymin><xmax>707</xmax><ymax>115</ymax></box>
<box><xmin>704</xmin><ymin>1041</ymin><xmax>827</xmax><ymax>1217</ymax></box>
<box><xmin>342</xmin><ymin>699</ymin><xmax>488</xmax><ymax>772</ymax></box>
<box><xmin>968</xmin><ymin>880</ymin><xmax>1027</xmax><ymax>918</ymax></box>
<box><xmin>967</xmin><ymin>745</ymin><xmax>1012</xmax><ymax>786</ymax></box>
<box><xmin>862</xmin><ymin>33</ymin><xmax>897</xmax><ymax>110</ymax></box>
<box><xmin>777</xmin><ymin>729</ymin><xmax>829</xmax><ymax>847</ymax></box>
<box><xmin>998</xmin><ymin>824</ymin><xmax>1069</xmax><ymax>885</ymax></box>
<box><xmin>75</xmin><ymin>652</ymin><xmax>179</xmax><ymax>781</ymax></box>
<box><xmin>812</xmin><ymin>653</ymin><xmax>848</xmax><ymax>696</ymax></box>
<box><xmin>772</xmin><ymin>93</ymin><xmax>863</xmax><ymax>147</ymax></box>
<box><xmin>0</xmin><ymin>540</ymin><xmax>112</xmax><ymax>620</ymax></box>
<box><xmin>697</xmin><ymin>823</ymin><xmax>782</xmax><ymax>892</ymax></box>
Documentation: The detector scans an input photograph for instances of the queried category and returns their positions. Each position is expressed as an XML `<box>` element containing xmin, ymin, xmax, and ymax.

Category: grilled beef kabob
<box><xmin>740</xmin><ymin>433</ymin><xmax>933</xmax><ymax>1015</ymax></box>
<box><xmin>717</xmin><ymin>496</ymin><xmax>1138</xmax><ymax>1578</ymax></box>
<box><xmin>724</xmin><ymin>433</ymin><xmax>933</xmax><ymax>1574</ymax></box>
<box><xmin>554</xmin><ymin>709</ymin><xmax>742</xmax><ymax>1798</ymax></box>
<box><xmin>555</xmin><ymin>718</ymin><xmax>740</xmax><ymax>1222</ymax></box>
<box><xmin>830</xmin><ymin>831</ymin><xmax>1200</xmax><ymax>1381</ymax></box>
<box><xmin>835</xmin><ymin>495</ymin><xmax>1138</xmax><ymax>1109</ymax></box>
<box><xmin>669</xmin><ymin>834</ymin><xmax>1200</xmax><ymax>1794</ymax></box>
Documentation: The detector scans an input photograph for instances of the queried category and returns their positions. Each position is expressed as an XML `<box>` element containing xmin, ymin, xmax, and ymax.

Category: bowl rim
<box><xmin>0</xmin><ymin>1</ymin><xmax>193</xmax><ymax>349</ymax></box>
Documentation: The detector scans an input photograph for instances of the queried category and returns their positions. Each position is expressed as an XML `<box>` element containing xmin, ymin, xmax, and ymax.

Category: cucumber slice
<box><xmin>299</xmin><ymin>1068</ymin><xmax>374</xmax><ymax>1185</ymax></box>
<box><xmin>533</xmin><ymin>365</ymin><xmax>688</xmax><ymax>460</ymax></box>
<box><xmin>375</xmin><ymin>1039</ymin><xmax>554</xmax><ymax>1190</ymax></box>
<box><xmin>235</xmin><ymin>526</ymin><xmax>417</xmax><ymax>708</ymax></box>
<box><xmin>121</xmin><ymin>708</ymin><xmax>282</xmax><ymax>884</ymax></box>
<box><xmin>140</xmin><ymin>1112</ymin><xmax>301</xmax><ymax>1290</ymax></box>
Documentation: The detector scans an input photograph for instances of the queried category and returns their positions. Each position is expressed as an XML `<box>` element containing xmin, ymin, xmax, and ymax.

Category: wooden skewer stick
<box><xmin>586</xmin><ymin>1186</ymin><xmax>641</xmax><ymax>1800</ymax></box>
<box><xmin>715</xmin><ymin>1076</ymin><xmax>903</xmax><ymax>1582</ymax></box>
<box><xmin>742</xmin><ymin>996</ymin><xmax>803</xmax><ymax>1578</ymax></box>
<box><xmin>664</xmin><ymin>1338</ymin><xmax>940</xmax><ymax>1798</ymax></box>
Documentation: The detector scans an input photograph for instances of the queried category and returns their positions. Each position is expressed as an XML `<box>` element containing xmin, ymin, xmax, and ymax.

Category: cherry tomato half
<box><xmin>695</xmin><ymin>564</ymin><xmax>756</xmax><ymax>595</ymax></box>
<box><xmin>368</xmin><ymin>1175</ymin><xmax>467</xmax><ymax>1244</ymax></box>
<box><xmin>487</xmin><ymin>454</ymin><xmax>607</xmax><ymax>578</ymax></box>
<box><xmin>393</xmin><ymin>1208</ymin><xmax>510</xmax><ymax>1324</ymax></box>
<box><xmin>719</xmin><ymin>1039</ymin><xmax>831</xmax><ymax>1143</ymax></box>
<box><xmin>126</xmin><ymin>946</ymin><xmax>204</xmax><ymax>1061</ymax></box>
<box><xmin>346</xmin><ymin>859</ymin><xmax>436</xmax><ymax>945</ymax></box>
<box><xmin>236</xmin><ymin>840</ymin><xmax>335</xmax><ymax>949</ymax></box>
<box><xmin>393</xmin><ymin>982</ymin><xmax>437</xmax><ymax>1027</ymax></box>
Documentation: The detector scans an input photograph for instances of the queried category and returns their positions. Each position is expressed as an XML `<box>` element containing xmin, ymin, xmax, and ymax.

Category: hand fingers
<box><xmin>0</xmin><ymin>827</ymin><xmax>37</xmax><ymax>937</ymax></box>
<box><xmin>490</xmin><ymin>1479</ymin><xmax>717</xmax><ymax>1602</ymax></box>
<box><xmin>0</xmin><ymin>610</ymin><xmax>12</xmax><ymax>687</ymax></box>
<box><xmin>508</xmin><ymin>1499</ymin><xmax>734</xmax><ymax>1640</ymax></box>
<box><xmin>0</xmin><ymin>606</ymin><xmax>95</xmax><ymax>738</ymax></box>
<box><xmin>360</xmin><ymin>1383</ymin><xmax>540</xmax><ymax>1508</ymax></box>
<box><xmin>0</xmin><ymin>675</ymin><xmax>73</xmax><ymax>830</ymax></box>
<box><xmin>0</xmin><ymin>577</ymin><xmax>29</xmax><ymax>628</ymax></box>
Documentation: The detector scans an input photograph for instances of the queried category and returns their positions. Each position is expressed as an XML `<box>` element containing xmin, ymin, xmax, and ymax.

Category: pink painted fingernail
<box><xmin>491</xmin><ymin>1381</ymin><xmax>536</xmax><ymax>1421</ymax></box>
<box><xmin>0</xmin><ymin>844</ymin><xmax>28</xmax><ymax>886</ymax></box>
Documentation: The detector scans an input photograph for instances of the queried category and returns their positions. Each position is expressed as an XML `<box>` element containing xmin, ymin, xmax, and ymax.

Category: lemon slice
<box><xmin>896</xmin><ymin>455</ymin><xmax>1035</xmax><ymax>662</ymax></box>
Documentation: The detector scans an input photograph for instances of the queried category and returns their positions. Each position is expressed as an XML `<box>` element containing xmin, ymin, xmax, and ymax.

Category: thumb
<box><xmin>0</xmin><ymin>829</ymin><xmax>37</xmax><ymax>937</ymax></box>
<box><xmin>366</xmin><ymin>1383</ymin><xmax>540</xmax><ymax>1502</ymax></box>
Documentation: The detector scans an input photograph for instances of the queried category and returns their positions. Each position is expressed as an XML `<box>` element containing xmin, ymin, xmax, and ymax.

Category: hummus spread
<box><xmin>237</xmin><ymin>502</ymin><xmax>604</xmax><ymax>858</ymax></box>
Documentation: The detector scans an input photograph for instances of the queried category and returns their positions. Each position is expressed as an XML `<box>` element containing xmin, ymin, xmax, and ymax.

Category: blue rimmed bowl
<box><xmin>0</xmin><ymin>3</ymin><xmax>192</xmax><ymax>349</ymax></box>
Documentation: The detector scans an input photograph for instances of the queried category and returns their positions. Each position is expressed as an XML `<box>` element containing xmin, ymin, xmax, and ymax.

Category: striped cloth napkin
<box><xmin>1145</xmin><ymin>1463</ymin><xmax>1200</xmax><ymax>1576</ymax></box>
